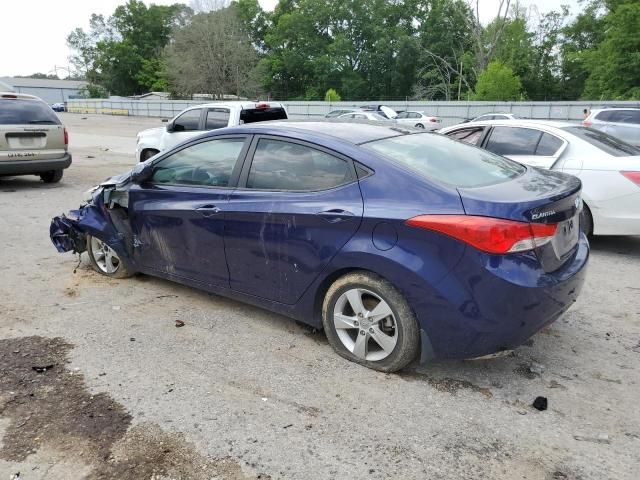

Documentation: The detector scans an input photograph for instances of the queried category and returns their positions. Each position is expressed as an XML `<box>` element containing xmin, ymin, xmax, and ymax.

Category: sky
<box><xmin>0</xmin><ymin>0</ymin><xmax>578</xmax><ymax>78</ymax></box>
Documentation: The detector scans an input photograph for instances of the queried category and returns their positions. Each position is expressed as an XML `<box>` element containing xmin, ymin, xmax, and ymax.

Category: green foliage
<box><xmin>324</xmin><ymin>89</ymin><xmax>341</xmax><ymax>102</ymax></box>
<box><xmin>474</xmin><ymin>62</ymin><xmax>523</xmax><ymax>101</ymax></box>
<box><xmin>78</xmin><ymin>83</ymin><xmax>109</xmax><ymax>98</ymax></box>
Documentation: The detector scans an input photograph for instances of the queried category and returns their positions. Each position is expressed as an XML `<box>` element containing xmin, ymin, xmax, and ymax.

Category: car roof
<box><xmin>223</xmin><ymin>121</ymin><xmax>412</xmax><ymax>145</ymax></box>
<box><xmin>448</xmin><ymin>119</ymin><xmax>576</xmax><ymax>129</ymax></box>
<box><xmin>183</xmin><ymin>101</ymin><xmax>285</xmax><ymax>110</ymax></box>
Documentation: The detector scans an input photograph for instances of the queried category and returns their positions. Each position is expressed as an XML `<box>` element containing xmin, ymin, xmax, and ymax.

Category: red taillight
<box><xmin>63</xmin><ymin>127</ymin><xmax>68</xmax><ymax>147</ymax></box>
<box><xmin>621</xmin><ymin>171</ymin><xmax>640</xmax><ymax>186</ymax></box>
<box><xmin>255</xmin><ymin>102</ymin><xmax>270</xmax><ymax>109</ymax></box>
<box><xmin>406</xmin><ymin>215</ymin><xmax>558</xmax><ymax>254</ymax></box>
<box><xmin>582</xmin><ymin>120</ymin><xmax>592</xmax><ymax>127</ymax></box>
<box><xmin>429</xmin><ymin>118</ymin><xmax>438</xmax><ymax>123</ymax></box>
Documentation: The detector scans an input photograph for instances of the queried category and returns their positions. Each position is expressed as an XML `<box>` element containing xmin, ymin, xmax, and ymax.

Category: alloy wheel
<box><xmin>89</xmin><ymin>237</ymin><xmax>121</xmax><ymax>274</ymax></box>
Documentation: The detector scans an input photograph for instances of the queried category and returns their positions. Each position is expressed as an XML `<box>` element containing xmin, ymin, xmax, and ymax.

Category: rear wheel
<box><xmin>87</xmin><ymin>235</ymin><xmax>133</xmax><ymax>278</ymax></box>
<box><xmin>322</xmin><ymin>271</ymin><xmax>419</xmax><ymax>372</ymax></box>
<box><xmin>415</xmin><ymin>123</ymin><xmax>425</xmax><ymax>129</ymax></box>
<box><xmin>40</xmin><ymin>170</ymin><xmax>63</xmax><ymax>183</ymax></box>
<box><xmin>141</xmin><ymin>149</ymin><xmax>159</xmax><ymax>162</ymax></box>
<box><xmin>580</xmin><ymin>204</ymin><xmax>593</xmax><ymax>236</ymax></box>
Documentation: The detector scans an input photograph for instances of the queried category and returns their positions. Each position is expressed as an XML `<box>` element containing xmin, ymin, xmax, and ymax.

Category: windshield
<box><xmin>363</xmin><ymin>133</ymin><xmax>526</xmax><ymax>188</ymax></box>
<box><xmin>563</xmin><ymin>126</ymin><xmax>640</xmax><ymax>157</ymax></box>
<box><xmin>0</xmin><ymin>99</ymin><xmax>61</xmax><ymax>125</ymax></box>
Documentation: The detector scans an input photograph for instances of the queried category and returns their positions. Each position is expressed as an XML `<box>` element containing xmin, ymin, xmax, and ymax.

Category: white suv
<box><xmin>583</xmin><ymin>108</ymin><xmax>640</xmax><ymax>147</ymax></box>
<box><xmin>136</xmin><ymin>101</ymin><xmax>287</xmax><ymax>162</ymax></box>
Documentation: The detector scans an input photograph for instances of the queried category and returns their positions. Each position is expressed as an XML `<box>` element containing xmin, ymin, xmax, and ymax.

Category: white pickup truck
<box><xmin>135</xmin><ymin>101</ymin><xmax>288</xmax><ymax>162</ymax></box>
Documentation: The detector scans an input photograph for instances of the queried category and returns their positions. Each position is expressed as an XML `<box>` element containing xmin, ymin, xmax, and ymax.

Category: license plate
<box><xmin>554</xmin><ymin>214</ymin><xmax>579</xmax><ymax>257</ymax></box>
<box><xmin>19</xmin><ymin>137</ymin><xmax>35</xmax><ymax>146</ymax></box>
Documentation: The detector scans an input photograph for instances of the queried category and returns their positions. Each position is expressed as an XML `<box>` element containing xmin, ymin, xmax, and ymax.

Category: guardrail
<box><xmin>66</xmin><ymin>99</ymin><xmax>640</xmax><ymax>128</ymax></box>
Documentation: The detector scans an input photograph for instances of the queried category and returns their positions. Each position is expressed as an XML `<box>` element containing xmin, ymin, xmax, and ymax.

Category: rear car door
<box><xmin>224</xmin><ymin>136</ymin><xmax>364</xmax><ymax>304</ymax></box>
<box><xmin>129</xmin><ymin>136</ymin><xmax>250</xmax><ymax>287</ymax></box>
<box><xmin>205</xmin><ymin>107</ymin><xmax>231</xmax><ymax>130</ymax></box>
<box><xmin>484</xmin><ymin>126</ymin><xmax>566</xmax><ymax>169</ymax></box>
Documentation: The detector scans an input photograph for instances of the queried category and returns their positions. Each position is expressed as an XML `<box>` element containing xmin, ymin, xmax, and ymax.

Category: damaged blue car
<box><xmin>50</xmin><ymin>122</ymin><xmax>588</xmax><ymax>372</ymax></box>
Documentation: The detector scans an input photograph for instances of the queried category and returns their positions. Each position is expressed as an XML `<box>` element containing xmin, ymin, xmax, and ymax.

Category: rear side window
<box><xmin>485</xmin><ymin>127</ymin><xmax>541</xmax><ymax>155</ymax></box>
<box><xmin>205</xmin><ymin>108</ymin><xmax>230</xmax><ymax>129</ymax></box>
<box><xmin>446</xmin><ymin>127</ymin><xmax>484</xmax><ymax>145</ymax></box>
<box><xmin>0</xmin><ymin>99</ymin><xmax>61</xmax><ymax>125</ymax></box>
<box><xmin>536</xmin><ymin>133</ymin><xmax>564</xmax><ymax>156</ymax></box>
<box><xmin>363</xmin><ymin>133</ymin><xmax>525</xmax><ymax>188</ymax></box>
<box><xmin>240</xmin><ymin>107</ymin><xmax>287</xmax><ymax>124</ymax></box>
<box><xmin>246</xmin><ymin>139</ymin><xmax>355</xmax><ymax>191</ymax></box>
<box><xmin>173</xmin><ymin>109</ymin><xmax>201</xmax><ymax>132</ymax></box>
<box><xmin>608</xmin><ymin>110</ymin><xmax>640</xmax><ymax>124</ymax></box>
<box><xmin>563</xmin><ymin>126</ymin><xmax>640</xmax><ymax>157</ymax></box>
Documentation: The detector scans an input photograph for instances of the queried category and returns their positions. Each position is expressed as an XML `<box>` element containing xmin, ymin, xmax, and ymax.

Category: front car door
<box><xmin>224</xmin><ymin>136</ymin><xmax>364</xmax><ymax>304</ymax></box>
<box><xmin>161</xmin><ymin>108</ymin><xmax>204</xmax><ymax>151</ymax></box>
<box><xmin>483</xmin><ymin>126</ymin><xmax>566</xmax><ymax>169</ymax></box>
<box><xmin>129</xmin><ymin>135</ymin><xmax>250</xmax><ymax>287</ymax></box>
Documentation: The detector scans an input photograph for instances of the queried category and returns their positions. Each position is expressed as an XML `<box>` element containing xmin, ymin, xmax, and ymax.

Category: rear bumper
<box><xmin>0</xmin><ymin>153</ymin><xmax>72</xmax><ymax>175</ymax></box>
<box><xmin>417</xmin><ymin>233</ymin><xmax>589</xmax><ymax>360</ymax></box>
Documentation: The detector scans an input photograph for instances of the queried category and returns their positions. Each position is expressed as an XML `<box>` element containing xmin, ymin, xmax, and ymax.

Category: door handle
<box><xmin>317</xmin><ymin>209</ymin><xmax>355</xmax><ymax>223</ymax></box>
<box><xmin>196</xmin><ymin>204</ymin><xmax>222</xmax><ymax>217</ymax></box>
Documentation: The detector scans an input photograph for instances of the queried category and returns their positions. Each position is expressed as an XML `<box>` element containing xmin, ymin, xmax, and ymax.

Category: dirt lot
<box><xmin>1</xmin><ymin>113</ymin><xmax>639</xmax><ymax>480</ymax></box>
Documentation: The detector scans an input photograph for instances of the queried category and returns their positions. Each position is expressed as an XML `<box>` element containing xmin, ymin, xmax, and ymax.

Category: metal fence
<box><xmin>66</xmin><ymin>98</ymin><xmax>640</xmax><ymax>128</ymax></box>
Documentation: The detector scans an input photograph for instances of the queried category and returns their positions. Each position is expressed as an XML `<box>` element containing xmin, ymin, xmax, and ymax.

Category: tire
<box><xmin>40</xmin><ymin>170</ymin><xmax>63</xmax><ymax>183</ymax></box>
<box><xmin>322</xmin><ymin>271</ymin><xmax>420</xmax><ymax>372</ymax></box>
<box><xmin>415</xmin><ymin>123</ymin><xmax>425</xmax><ymax>129</ymax></box>
<box><xmin>86</xmin><ymin>235</ymin><xmax>134</xmax><ymax>279</ymax></box>
<box><xmin>580</xmin><ymin>203</ymin><xmax>593</xmax><ymax>236</ymax></box>
<box><xmin>141</xmin><ymin>149</ymin><xmax>159</xmax><ymax>162</ymax></box>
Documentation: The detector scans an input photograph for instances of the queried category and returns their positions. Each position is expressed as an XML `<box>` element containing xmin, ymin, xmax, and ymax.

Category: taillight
<box><xmin>582</xmin><ymin>120</ymin><xmax>592</xmax><ymax>127</ymax></box>
<box><xmin>255</xmin><ymin>102</ymin><xmax>270</xmax><ymax>109</ymax></box>
<box><xmin>621</xmin><ymin>171</ymin><xmax>640</xmax><ymax>186</ymax></box>
<box><xmin>63</xmin><ymin>127</ymin><xmax>68</xmax><ymax>147</ymax></box>
<box><xmin>406</xmin><ymin>215</ymin><xmax>557</xmax><ymax>254</ymax></box>
<box><xmin>429</xmin><ymin>118</ymin><xmax>438</xmax><ymax>123</ymax></box>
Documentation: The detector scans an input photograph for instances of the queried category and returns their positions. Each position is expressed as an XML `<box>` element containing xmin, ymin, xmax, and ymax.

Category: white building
<box><xmin>0</xmin><ymin>77</ymin><xmax>88</xmax><ymax>104</ymax></box>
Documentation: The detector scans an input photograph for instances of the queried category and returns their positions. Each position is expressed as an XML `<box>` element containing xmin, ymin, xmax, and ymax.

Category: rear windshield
<box><xmin>363</xmin><ymin>133</ymin><xmax>526</xmax><ymax>188</ymax></box>
<box><xmin>0</xmin><ymin>99</ymin><xmax>61</xmax><ymax>125</ymax></box>
<box><xmin>240</xmin><ymin>107</ymin><xmax>287</xmax><ymax>124</ymax></box>
<box><xmin>563</xmin><ymin>126</ymin><xmax>640</xmax><ymax>157</ymax></box>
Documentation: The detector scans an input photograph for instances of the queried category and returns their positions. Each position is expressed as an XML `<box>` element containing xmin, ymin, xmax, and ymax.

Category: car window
<box><xmin>150</xmin><ymin>138</ymin><xmax>245</xmax><ymax>187</ymax></box>
<box><xmin>240</xmin><ymin>106</ymin><xmax>287</xmax><ymax>123</ymax></box>
<box><xmin>562</xmin><ymin>126</ymin><xmax>640</xmax><ymax>157</ymax></box>
<box><xmin>205</xmin><ymin>108</ymin><xmax>230</xmax><ymax>129</ymax></box>
<box><xmin>173</xmin><ymin>109</ymin><xmax>201</xmax><ymax>132</ymax></box>
<box><xmin>446</xmin><ymin>127</ymin><xmax>485</xmax><ymax>146</ymax></box>
<box><xmin>408</xmin><ymin>112</ymin><xmax>419</xmax><ymax>119</ymax></box>
<box><xmin>353</xmin><ymin>114</ymin><xmax>367</xmax><ymax>119</ymax></box>
<box><xmin>485</xmin><ymin>126</ymin><xmax>542</xmax><ymax>155</ymax></box>
<box><xmin>535</xmin><ymin>133</ymin><xmax>564</xmax><ymax>156</ymax></box>
<box><xmin>607</xmin><ymin>110</ymin><xmax>640</xmax><ymax>125</ymax></box>
<box><xmin>363</xmin><ymin>133</ymin><xmax>525</xmax><ymax>188</ymax></box>
<box><xmin>494</xmin><ymin>115</ymin><xmax>508</xmax><ymax>120</ymax></box>
<box><xmin>246</xmin><ymin>139</ymin><xmax>355</xmax><ymax>191</ymax></box>
<box><xmin>396</xmin><ymin>112</ymin><xmax>408</xmax><ymax>119</ymax></box>
<box><xmin>0</xmin><ymin>99</ymin><xmax>61</xmax><ymax>125</ymax></box>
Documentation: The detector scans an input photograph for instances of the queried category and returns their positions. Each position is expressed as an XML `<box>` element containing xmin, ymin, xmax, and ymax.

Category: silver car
<box><xmin>0</xmin><ymin>92</ymin><xmax>71</xmax><ymax>183</ymax></box>
<box><xmin>583</xmin><ymin>108</ymin><xmax>640</xmax><ymax>146</ymax></box>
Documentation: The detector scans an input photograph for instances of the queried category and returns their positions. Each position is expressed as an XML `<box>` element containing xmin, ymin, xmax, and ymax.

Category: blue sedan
<box><xmin>50</xmin><ymin>122</ymin><xmax>589</xmax><ymax>372</ymax></box>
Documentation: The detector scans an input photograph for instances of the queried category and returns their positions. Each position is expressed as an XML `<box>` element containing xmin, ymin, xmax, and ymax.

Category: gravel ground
<box><xmin>1</xmin><ymin>113</ymin><xmax>639</xmax><ymax>480</ymax></box>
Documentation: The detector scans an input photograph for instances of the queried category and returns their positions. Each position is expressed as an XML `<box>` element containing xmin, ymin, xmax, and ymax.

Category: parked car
<box><xmin>335</xmin><ymin>111</ymin><xmax>390</xmax><ymax>122</ymax></box>
<box><xmin>51</xmin><ymin>122</ymin><xmax>588</xmax><ymax>372</ymax></box>
<box><xmin>51</xmin><ymin>103</ymin><xmax>66</xmax><ymax>112</ymax></box>
<box><xmin>394</xmin><ymin>111</ymin><xmax>441</xmax><ymax>130</ymax></box>
<box><xmin>360</xmin><ymin>105</ymin><xmax>398</xmax><ymax>119</ymax></box>
<box><xmin>469</xmin><ymin>113</ymin><xmax>522</xmax><ymax>122</ymax></box>
<box><xmin>0</xmin><ymin>92</ymin><xmax>71</xmax><ymax>183</ymax></box>
<box><xmin>325</xmin><ymin>108</ymin><xmax>362</xmax><ymax>118</ymax></box>
<box><xmin>440</xmin><ymin>120</ymin><xmax>640</xmax><ymax>235</ymax></box>
<box><xmin>583</xmin><ymin>108</ymin><xmax>640</xmax><ymax>146</ymax></box>
<box><xmin>135</xmin><ymin>101</ymin><xmax>288</xmax><ymax>162</ymax></box>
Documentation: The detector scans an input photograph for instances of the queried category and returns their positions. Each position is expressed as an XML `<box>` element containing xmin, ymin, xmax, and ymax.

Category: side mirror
<box><xmin>130</xmin><ymin>161</ymin><xmax>154</xmax><ymax>184</ymax></box>
<box><xmin>166</xmin><ymin>122</ymin><xmax>174</xmax><ymax>133</ymax></box>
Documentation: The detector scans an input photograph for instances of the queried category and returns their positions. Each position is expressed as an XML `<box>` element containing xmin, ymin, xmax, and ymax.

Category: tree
<box><xmin>165</xmin><ymin>4</ymin><xmax>259</xmax><ymax>98</ymax></box>
<box><xmin>324</xmin><ymin>89</ymin><xmax>341</xmax><ymax>101</ymax></box>
<box><xmin>474</xmin><ymin>61</ymin><xmax>523</xmax><ymax>100</ymax></box>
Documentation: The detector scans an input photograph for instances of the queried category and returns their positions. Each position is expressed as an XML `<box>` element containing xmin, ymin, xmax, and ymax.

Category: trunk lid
<box><xmin>458</xmin><ymin>167</ymin><xmax>583</xmax><ymax>272</ymax></box>
<box><xmin>0</xmin><ymin>124</ymin><xmax>66</xmax><ymax>161</ymax></box>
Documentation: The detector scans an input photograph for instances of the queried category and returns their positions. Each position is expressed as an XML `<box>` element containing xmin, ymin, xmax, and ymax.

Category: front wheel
<box><xmin>322</xmin><ymin>271</ymin><xmax>420</xmax><ymax>372</ymax></box>
<box><xmin>87</xmin><ymin>235</ymin><xmax>133</xmax><ymax>278</ymax></box>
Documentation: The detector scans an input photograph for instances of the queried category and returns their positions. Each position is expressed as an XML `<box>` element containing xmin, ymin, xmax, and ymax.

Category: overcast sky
<box><xmin>1</xmin><ymin>0</ymin><xmax>578</xmax><ymax>77</ymax></box>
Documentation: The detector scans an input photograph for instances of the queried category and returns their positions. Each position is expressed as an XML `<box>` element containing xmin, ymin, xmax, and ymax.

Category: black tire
<box><xmin>322</xmin><ymin>271</ymin><xmax>420</xmax><ymax>372</ymax></box>
<box><xmin>580</xmin><ymin>203</ymin><xmax>593</xmax><ymax>236</ymax></box>
<box><xmin>141</xmin><ymin>149</ymin><xmax>159</xmax><ymax>162</ymax></box>
<box><xmin>415</xmin><ymin>123</ymin><xmax>425</xmax><ymax>129</ymax></box>
<box><xmin>86</xmin><ymin>235</ymin><xmax>134</xmax><ymax>279</ymax></box>
<box><xmin>40</xmin><ymin>170</ymin><xmax>63</xmax><ymax>183</ymax></box>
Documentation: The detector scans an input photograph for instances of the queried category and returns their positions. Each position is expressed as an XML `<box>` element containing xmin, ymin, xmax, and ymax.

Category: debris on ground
<box><xmin>175</xmin><ymin>320</ymin><xmax>185</xmax><ymax>328</ymax></box>
<box><xmin>573</xmin><ymin>434</ymin><xmax>610</xmax><ymax>444</ymax></box>
<box><xmin>532</xmin><ymin>396</ymin><xmax>548</xmax><ymax>411</ymax></box>
<box><xmin>32</xmin><ymin>364</ymin><xmax>54</xmax><ymax>373</ymax></box>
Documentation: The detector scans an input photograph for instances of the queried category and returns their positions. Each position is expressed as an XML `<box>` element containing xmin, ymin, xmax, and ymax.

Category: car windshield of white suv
<box><xmin>563</xmin><ymin>126</ymin><xmax>640</xmax><ymax>157</ymax></box>
<box><xmin>0</xmin><ymin>99</ymin><xmax>61</xmax><ymax>125</ymax></box>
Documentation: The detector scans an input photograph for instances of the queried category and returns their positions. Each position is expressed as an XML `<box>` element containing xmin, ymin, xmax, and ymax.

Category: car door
<box><xmin>224</xmin><ymin>136</ymin><xmax>364</xmax><ymax>304</ymax></box>
<box><xmin>161</xmin><ymin>108</ymin><xmax>204</xmax><ymax>151</ymax></box>
<box><xmin>128</xmin><ymin>135</ymin><xmax>250</xmax><ymax>287</ymax></box>
<box><xmin>483</xmin><ymin>126</ymin><xmax>566</xmax><ymax>169</ymax></box>
<box><xmin>205</xmin><ymin>107</ymin><xmax>231</xmax><ymax>130</ymax></box>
